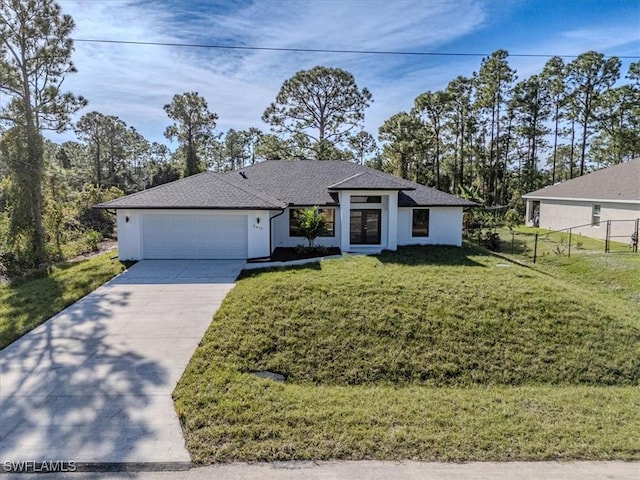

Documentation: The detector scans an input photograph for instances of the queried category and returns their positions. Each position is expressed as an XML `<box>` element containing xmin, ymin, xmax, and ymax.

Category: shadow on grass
<box><xmin>376</xmin><ymin>245</ymin><xmax>486</xmax><ymax>267</ymax></box>
<box><xmin>238</xmin><ymin>261</ymin><xmax>322</xmax><ymax>280</ymax></box>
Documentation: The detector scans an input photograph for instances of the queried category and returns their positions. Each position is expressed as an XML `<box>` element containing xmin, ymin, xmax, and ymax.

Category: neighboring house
<box><xmin>97</xmin><ymin>160</ymin><xmax>474</xmax><ymax>260</ymax></box>
<box><xmin>523</xmin><ymin>158</ymin><xmax>640</xmax><ymax>241</ymax></box>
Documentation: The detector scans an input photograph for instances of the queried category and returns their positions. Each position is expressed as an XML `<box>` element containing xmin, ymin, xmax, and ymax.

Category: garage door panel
<box><xmin>142</xmin><ymin>213</ymin><xmax>247</xmax><ymax>259</ymax></box>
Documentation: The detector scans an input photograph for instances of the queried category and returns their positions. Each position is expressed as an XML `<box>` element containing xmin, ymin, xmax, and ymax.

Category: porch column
<box><xmin>525</xmin><ymin>199</ymin><xmax>532</xmax><ymax>226</ymax></box>
<box><xmin>388</xmin><ymin>192</ymin><xmax>398</xmax><ymax>250</ymax></box>
<box><xmin>340</xmin><ymin>192</ymin><xmax>351</xmax><ymax>252</ymax></box>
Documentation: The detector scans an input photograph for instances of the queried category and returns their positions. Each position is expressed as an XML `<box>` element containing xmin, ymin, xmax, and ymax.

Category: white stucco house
<box><xmin>97</xmin><ymin>160</ymin><xmax>475</xmax><ymax>261</ymax></box>
<box><xmin>523</xmin><ymin>158</ymin><xmax>640</xmax><ymax>240</ymax></box>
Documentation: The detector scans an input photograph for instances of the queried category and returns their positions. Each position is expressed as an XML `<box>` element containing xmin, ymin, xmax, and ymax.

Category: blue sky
<box><xmin>55</xmin><ymin>0</ymin><xmax>640</xmax><ymax>146</ymax></box>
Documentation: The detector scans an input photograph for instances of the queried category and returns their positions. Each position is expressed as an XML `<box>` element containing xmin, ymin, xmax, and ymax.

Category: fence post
<box><xmin>533</xmin><ymin>233</ymin><xmax>538</xmax><ymax>263</ymax></box>
<box><xmin>605</xmin><ymin>220</ymin><xmax>611</xmax><ymax>253</ymax></box>
<box><xmin>568</xmin><ymin>228</ymin><xmax>572</xmax><ymax>258</ymax></box>
<box><xmin>511</xmin><ymin>230</ymin><xmax>515</xmax><ymax>254</ymax></box>
<box><xmin>634</xmin><ymin>218</ymin><xmax>639</xmax><ymax>253</ymax></box>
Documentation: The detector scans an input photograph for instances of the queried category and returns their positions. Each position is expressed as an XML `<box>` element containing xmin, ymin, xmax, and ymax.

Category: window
<box><xmin>412</xmin><ymin>209</ymin><xmax>429</xmax><ymax>237</ymax></box>
<box><xmin>289</xmin><ymin>208</ymin><xmax>335</xmax><ymax>237</ymax></box>
<box><xmin>351</xmin><ymin>195</ymin><xmax>382</xmax><ymax>203</ymax></box>
<box><xmin>591</xmin><ymin>204</ymin><xmax>601</xmax><ymax>226</ymax></box>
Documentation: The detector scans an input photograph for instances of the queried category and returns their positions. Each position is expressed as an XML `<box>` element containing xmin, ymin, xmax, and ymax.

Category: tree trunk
<box><xmin>552</xmin><ymin>101</ymin><xmax>559</xmax><ymax>184</ymax></box>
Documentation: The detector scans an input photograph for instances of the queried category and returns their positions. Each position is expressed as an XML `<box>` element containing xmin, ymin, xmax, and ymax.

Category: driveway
<box><xmin>0</xmin><ymin>260</ymin><xmax>243</xmax><ymax>466</ymax></box>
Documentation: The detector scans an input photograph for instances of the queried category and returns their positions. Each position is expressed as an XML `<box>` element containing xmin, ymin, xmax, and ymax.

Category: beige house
<box><xmin>523</xmin><ymin>158</ymin><xmax>640</xmax><ymax>241</ymax></box>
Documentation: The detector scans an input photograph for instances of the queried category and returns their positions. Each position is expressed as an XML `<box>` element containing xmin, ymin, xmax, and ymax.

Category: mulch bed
<box><xmin>251</xmin><ymin>246</ymin><xmax>342</xmax><ymax>263</ymax></box>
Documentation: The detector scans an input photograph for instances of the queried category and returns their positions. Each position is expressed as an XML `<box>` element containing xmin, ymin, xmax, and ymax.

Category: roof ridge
<box><xmin>327</xmin><ymin>171</ymin><xmax>365</xmax><ymax>188</ymax></box>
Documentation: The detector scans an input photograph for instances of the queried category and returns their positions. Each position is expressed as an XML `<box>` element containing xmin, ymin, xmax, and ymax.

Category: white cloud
<box><xmin>50</xmin><ymin>0</ymin><xmax>639</xmax><ymax>147</ymax></box>
<box><xmin>52</xmin><ymin>0</ymin><xmax>488</xmax><ymax>144</ymax></box>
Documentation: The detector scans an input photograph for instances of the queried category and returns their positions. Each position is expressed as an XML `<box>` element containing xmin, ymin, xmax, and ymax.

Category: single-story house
<box><xmin>523</xmin><ymin>158</ymin><xmax>640</xmax><ymax>240</ymax></box>
<box><xmin>97</xmin><ymin>160</ymin><xmax>475</xmax><ymax>261</ymax></box>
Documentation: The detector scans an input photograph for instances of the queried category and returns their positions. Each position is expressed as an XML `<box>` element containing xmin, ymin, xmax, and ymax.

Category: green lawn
<box><xmin>174</xmin><ymin>245</ymin><xmax>640</xmax><ymax>463</ymax></box>
<box><xmin>497</xmin><ymin>226</ymin><xmax>640</xmax><ymax>303</ymax></box>
<box><xmin>0</xmin><ymin>251</ymin><xmax>125</xmax><ymax>349</ymax></box>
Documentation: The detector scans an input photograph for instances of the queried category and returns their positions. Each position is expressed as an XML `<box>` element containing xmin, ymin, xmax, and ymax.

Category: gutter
<box><xmin>268</xmin><ymin>208</ymin><xmax>286</xmax><ymax>256</ymax></box>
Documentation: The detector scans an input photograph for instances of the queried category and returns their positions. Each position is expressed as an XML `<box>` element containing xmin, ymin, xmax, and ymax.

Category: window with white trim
<box><xmin>412</xmin><ymin>209</ymin><xmax>430</xmax><ymax>237</ymax></box>
<box><xmin>289</xmin><ymin>208</ymin><xmax>335</xmax><ymax>237</ymax></box>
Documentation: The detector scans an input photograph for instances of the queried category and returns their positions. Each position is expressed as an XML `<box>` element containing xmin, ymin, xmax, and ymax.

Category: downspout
<box><xmin>269</xmin><ymin>208</ymin><xmax>286</xmax><ymax>256</ymax></box>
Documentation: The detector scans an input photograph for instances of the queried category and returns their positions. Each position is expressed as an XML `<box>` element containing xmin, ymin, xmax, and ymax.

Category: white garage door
<box><xmin>142</xmin><ymin>213</ymin><xmax>248</xmax><ymax>259</ymax></box>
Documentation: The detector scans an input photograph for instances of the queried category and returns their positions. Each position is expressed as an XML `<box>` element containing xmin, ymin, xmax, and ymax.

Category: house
<box><xmin>97</xmin><ymin>160</ymin><xmax>475</xmax><ymax>260</ymax></box>
<box><xmin>523</xmin><ymin>158</ymin><xmax>640</xmax><ymax>240</ymax></box>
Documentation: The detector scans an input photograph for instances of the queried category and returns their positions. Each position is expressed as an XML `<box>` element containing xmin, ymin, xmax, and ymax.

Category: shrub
<box><xmin>294</xmin><ymin>206</ymin><xmax>327</xmax><ymax>248</ymax></box>
<box><xmin>85</xmin><ymin>231</ymin><xmax>102</xmax><ymax>252</ymax></box>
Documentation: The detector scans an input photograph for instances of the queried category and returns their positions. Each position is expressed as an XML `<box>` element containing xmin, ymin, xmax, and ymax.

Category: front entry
<box><xmin>350</xmin><ymin>209</ymin><xmax>381</xmax><ymax>245</ymax></box>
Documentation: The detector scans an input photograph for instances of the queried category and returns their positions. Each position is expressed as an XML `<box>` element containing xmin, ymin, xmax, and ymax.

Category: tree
<box><xmin>75</xmin><ymin>111</ymin><xmax>106</xmax><ymax>184</ymax></box>
<box><xmin>262</xmin><ymin>66</ymin><xmax>372</xmax><ymax>160</ymax></box>
<box><xmin>223</xmin><ymin>129</ymin><xmax>248</xmax><ymax>170</ymax></box>
<box><xmin>140</xmin><ymin>142</ymin><xmax>180</xmax><ymax>188</ymax></box>
<box><xmin>444</xmin><ymin>76</ymin><xmax>475</xmax><ymax>193</ymax></box>
<box><xmin>474</xmin><ymin>50</ymin><xmax>516</xmax><ymax>205</ymax></box>
<box><xmin>76</xmin><ymin>112</ymin><xmax>149</xmax><ymax>192</ymax></box>
<box><xmin>0</xmin><ymin>0</ymin><xmax>85</xmax><ymax>266</ymax></box>
<box><xmin>164</xmin><ymin>92</ymin><xmax>218</xmax><ymax>176</ymax></box>
<box><xmin>294</xmin><ymin>206</ymin><xmax>326</xmax><ymax>248</ymax></box>
<box><xmin>243</xmin><ymin>127</ymin><xmax>263</xmax><ymax>165</ymax></box>
<box><xmin>509</xmin><ymin>74</ymin><xmax>551</xmax><ymax>192</ymax></box>
<box><xmin>413</xmin><ymin>90</ymin><xmax>453</xmax><ymax>189</ymax></box>
<box><xmin>591</xmin><ymin>83</ymin><xmax>640</xmax><ymax>165</ymax></box>
<box><xmin>348</xmin><ymin>131</ymin><xmax>377</xmax><ymax>165</ymax></box>
<box><xmin>378</xmin><ymin>112</ymin><xmax>428</xmax><ymax>181</ymax></box>
<box><xmin>565</xmin><ymin>51</ymin><xmax>620</xmax><ymax>175</ymax></box>
<box><xmin>254</xmin><ymin>133</ymin><xmax>293</xmax><ymax>161</ymax></box>
<box><xmin>540</xmin><ymin>56</ymin><xmax>566</xmax><ymax>183</ymax></box>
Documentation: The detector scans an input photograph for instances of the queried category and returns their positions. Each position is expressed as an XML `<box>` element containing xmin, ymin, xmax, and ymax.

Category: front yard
<box><xmin>174</xmin><ymin>245</ymin><xmax>640</xmax><ymax>462</ymax></box>
<box><xmin>0</xmin><ymin>252</ymin><xmax>125</xmax><ymax>349</ymax></box>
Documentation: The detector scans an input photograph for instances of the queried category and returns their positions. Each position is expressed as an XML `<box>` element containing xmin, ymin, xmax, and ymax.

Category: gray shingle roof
<box><xmin>97</xmin><ymin>171</ymin><xmax>286</xmax><ymax>210</ymax></box>
<box><xmin>234</xmin><ymin>160</ymin><xmax>474</xmax><ymax>207</ymax></box>
<box><xmin>327</xmin><ymin>171</ymin><xmax>415</xmax><ymax>190</ymax></box>
<box><xmin>523</xmin><ymin>158</ymin><xmax>640</xmax><ymax>202</ymax></box>
<box><xmin>98</xmin><ymin>160</ymin><xmax>475</xmax><ymax>209</ymax></box>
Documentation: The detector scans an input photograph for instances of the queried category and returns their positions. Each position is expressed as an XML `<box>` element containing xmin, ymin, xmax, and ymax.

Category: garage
<box><xmin>141</xmin><ymin>212</ymin><xmax>248</xmax><ymax>259</ymax></box>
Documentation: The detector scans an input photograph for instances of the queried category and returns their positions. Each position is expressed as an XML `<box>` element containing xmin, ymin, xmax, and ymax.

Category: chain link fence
<box><xmin>468</xmin><ymin>219</ymin><xmax>639</xmax><ymax>263</ymax></box>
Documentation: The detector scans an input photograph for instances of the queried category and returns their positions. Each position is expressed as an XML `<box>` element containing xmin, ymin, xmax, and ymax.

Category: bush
<box><xmin>75</xmin><ymin>184</ymin><xmax>123</xmax><ymax>238</ymax></box>
<box><xmin>482</xmin><ymin>231</ymin><xmax>501</xmax><ymax>251</ymax></box>
<box><xmin>294</xmin><ymin>206</ymin><xmax>327</xmax><ymax>248</ymax></box>
<box><xmin>85</xmin><ymin>231</ymin><xmax>102</xmax><ymax>252</ymax></box>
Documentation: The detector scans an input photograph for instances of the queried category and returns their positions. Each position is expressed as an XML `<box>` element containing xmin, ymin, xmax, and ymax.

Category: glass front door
<box><xmin>350</xmin><ymin>209</ymin><xmax>381</xmax><ymax>245</ymax></box>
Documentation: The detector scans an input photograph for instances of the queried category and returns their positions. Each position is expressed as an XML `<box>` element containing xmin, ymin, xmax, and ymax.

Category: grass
<box><xmin>497</xmin><ymin>226</ymin><xmax>640</xmax><ymax>303</ymax></box>
<box><xmin>174</xmin><ymin>244</ymin><xmax>640</xmax><ymax>462</ymax></box>
<box><xmin>0</xmin><ymin>251</ymin><xmax>125</xmax><ymax>349</ymax></box>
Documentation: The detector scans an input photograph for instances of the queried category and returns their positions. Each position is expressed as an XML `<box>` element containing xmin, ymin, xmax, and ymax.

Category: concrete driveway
<box><xmin>0</xmin><ymin>260</ymin><xmax>243</xmax><ymax>466</ymax></box>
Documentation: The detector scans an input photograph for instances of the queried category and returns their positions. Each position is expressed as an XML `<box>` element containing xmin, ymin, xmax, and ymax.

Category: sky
<box><xmin>52</xmin><ymin>0</ymin><xmax>640</xmax><ymax>147</ymax></box>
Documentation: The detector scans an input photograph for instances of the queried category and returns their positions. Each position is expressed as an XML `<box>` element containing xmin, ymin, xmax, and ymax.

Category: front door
<box><xmin>350</xmin><ymin>209</ymin><xmax>381</xmax><ymax>245</ymax></box>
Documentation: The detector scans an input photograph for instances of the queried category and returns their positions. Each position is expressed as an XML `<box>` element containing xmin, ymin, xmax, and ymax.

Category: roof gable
<box><xmin>524</xmin><ymin>158</ymin><xmax>640</xmax><ymax>202</ymax></box>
